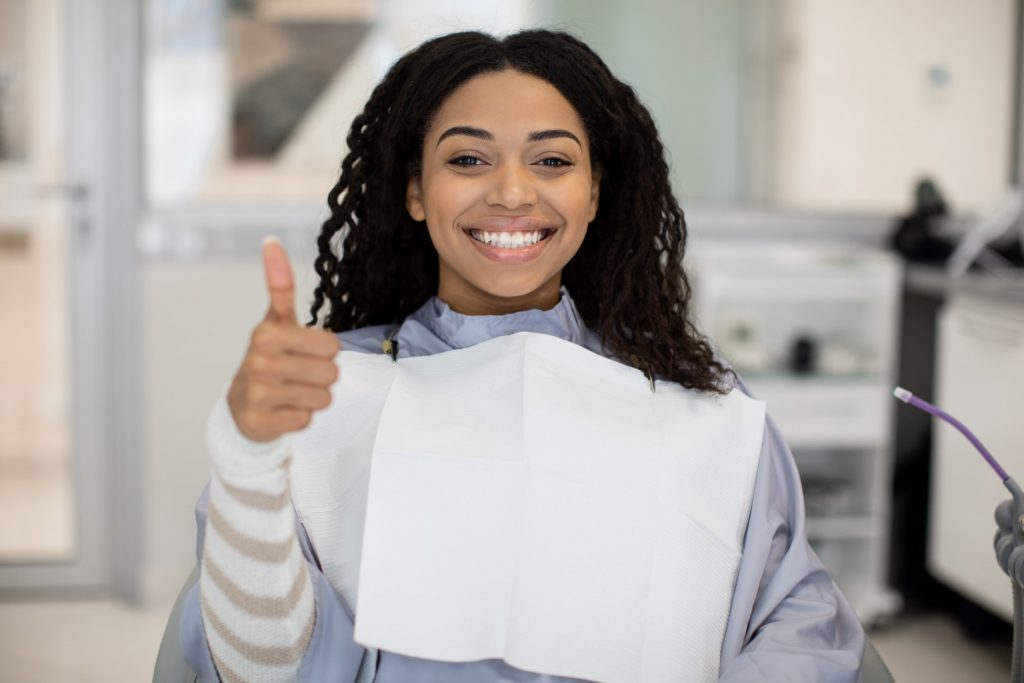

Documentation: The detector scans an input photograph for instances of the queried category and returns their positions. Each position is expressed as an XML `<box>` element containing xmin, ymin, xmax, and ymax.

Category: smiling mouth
<box><xmin>465</xmin><ymin>228</ymin><xmax>556</xmax><ymax>249</ymax></box>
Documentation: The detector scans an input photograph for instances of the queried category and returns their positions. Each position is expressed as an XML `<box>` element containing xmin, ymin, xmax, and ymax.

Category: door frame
<box><xmin>0</xmin><ymin>0</ymin><xmax>142</xmax><ymax>598</ymax></box>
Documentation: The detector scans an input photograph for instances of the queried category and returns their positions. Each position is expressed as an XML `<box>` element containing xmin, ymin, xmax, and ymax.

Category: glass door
<box><xmin>0</xmin><ymin>0</ymin><xmax>141</xmax><ymax>593</ymax></box>
<box><xmin>0</xmin><ymin>0</ymin><xmax>77</xmax><ymax>564</ymax></box>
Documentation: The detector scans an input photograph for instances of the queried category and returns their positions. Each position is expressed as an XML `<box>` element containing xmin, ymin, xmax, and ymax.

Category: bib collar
<box><xmin>397</xmin><ymin>286</ymin><xmax>588</xmax><ymax>357</ymax></box>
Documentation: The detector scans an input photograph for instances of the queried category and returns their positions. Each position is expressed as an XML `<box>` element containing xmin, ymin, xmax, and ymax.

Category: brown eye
<box><xmin>537</xmin><ymin>157</ymin><xmax>572</xmax><ymax>168</ymax></box>
<box><xmin>449</xmin><ymin>155</ymin><xmax>486</xmax><ymax>166</ymax></box>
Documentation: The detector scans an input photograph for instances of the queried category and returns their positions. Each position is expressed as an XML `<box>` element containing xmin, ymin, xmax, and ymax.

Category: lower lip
<box><xmin>464</xmin><ymin>230</ymin><xmax>556</xmax><ymax>264</ymax></box>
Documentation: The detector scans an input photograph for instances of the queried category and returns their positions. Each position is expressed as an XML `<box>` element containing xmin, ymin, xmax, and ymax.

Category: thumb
<box><xmin>262</xmin><ymin>236</ymin><xmax>297</xmax><ymax>325</ymax></box>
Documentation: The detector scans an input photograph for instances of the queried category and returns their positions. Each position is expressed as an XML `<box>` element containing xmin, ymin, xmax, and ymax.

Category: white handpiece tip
<box><xmin>893</xmin><ymin>386</ymin><xmax>913</xmax><ymax>402</ymax></box>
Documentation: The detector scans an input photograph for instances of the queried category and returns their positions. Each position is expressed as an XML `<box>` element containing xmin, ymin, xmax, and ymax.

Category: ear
<box><xmin>588</xmin><ymin>166</ymin><xmax>602</xmax><ymax>222</ymax></box>
<box><xmin>406</xmin><ymin>176</ymin><xmax>426</xmax><ymax>222</ymax></box>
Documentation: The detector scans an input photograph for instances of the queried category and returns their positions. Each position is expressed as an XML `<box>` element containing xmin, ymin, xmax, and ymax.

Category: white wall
<box><xmin>535</xmin><ymin>0</ymin><xmax>748</xmax><ymax>203</ymax></box>
<box><xmin>140</xmin><ymin>257</ymin><xmax>321</xmax><ymax>602</ymax></box>
<box><xmin>773</xmin><ymin>0</ymin><xmax>1016</xmax><ymax>214</ymax></box>
<box><xmin>534</xmin><ymin>0</ymin><xmax>1016</xmax><ymax>212</ymax></box>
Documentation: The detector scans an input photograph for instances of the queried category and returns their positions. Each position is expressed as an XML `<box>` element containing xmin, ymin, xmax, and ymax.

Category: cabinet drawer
<box><xmin>746</xmin><ymin>379</ymin><xmax>890</xmax><ymax>449</ymax></box>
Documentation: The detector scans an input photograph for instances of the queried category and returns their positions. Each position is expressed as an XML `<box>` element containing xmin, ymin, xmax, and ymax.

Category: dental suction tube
<box><xmin>894</xmin><ymin>386</ymin><xmax>1024</xmax><ymax>682</ymax></box>
<box><xmin>893</xmin><ymin>386</ymin><xmax>1009</xmax><ymax>481</ymax></box>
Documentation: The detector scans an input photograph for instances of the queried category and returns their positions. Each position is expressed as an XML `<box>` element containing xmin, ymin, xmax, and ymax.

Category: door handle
<box><xmin>35</xmin><ymin>182</ymin><xmax>91</xmax><ymax>243</ymax></box>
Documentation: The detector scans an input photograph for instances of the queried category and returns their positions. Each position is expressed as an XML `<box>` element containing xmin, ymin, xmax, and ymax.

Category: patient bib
<box><xmin>290</xmin><ymin>332</ymin><xmax>765</xmax><ymax>683</ymax></box>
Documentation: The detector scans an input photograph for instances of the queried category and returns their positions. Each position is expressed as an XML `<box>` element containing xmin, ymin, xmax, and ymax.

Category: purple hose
<box><xmin>894</xmin><ymin>386</ymin><xmax>1009</xmax><ymax>482</ymax></box>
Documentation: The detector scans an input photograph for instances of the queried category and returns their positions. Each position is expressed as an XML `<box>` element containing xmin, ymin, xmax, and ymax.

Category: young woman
<box><xmin>180</xmin><ymin>29</ymin><xmax>864</xmax><ymax>682</ymax></box>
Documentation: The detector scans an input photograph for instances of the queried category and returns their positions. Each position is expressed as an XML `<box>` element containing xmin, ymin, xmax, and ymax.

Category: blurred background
<box><xmin>1</xmin><ymin>0</ymin><xmax>1022</xmax><ymax>680</ymax></box>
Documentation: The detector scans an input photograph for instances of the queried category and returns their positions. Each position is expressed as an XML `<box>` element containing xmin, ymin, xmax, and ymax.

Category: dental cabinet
<box><xmin>929</xmin><ymin>285</ymin><xmax>1024</xmax><ymax>622</ymax></box>
<box><xmin>690</xmin><ymin>240</ymin><xmax>903</xmax><ymax>625</ymax></box>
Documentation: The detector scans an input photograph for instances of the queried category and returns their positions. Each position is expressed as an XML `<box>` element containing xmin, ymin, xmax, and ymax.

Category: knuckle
<box><xmin>315</xmin><ymin>330</ymin><xmax>341</xmax><ymax>355</ymax></box>
<box><xmin>250</xmin><ymin>321</ymin><xmax>268</xmax><ymax>340</ymax></box>
<box><xmin>251</xmin><ymin>323</ymin><xmax>272</xmax><ymax>348</ymax></box>
<box><xmin>317</xmin><ymin>361</ymin><xmax>338</xmax><ymax>384</ymax></box>
<box><xmin>252</xmin><ymin>325</ymin><xmax>272</xmax><ymax>350</ymax></box>
<box><xmin>248</xmin><ymin>352</ymin><xmax>272</xmax><ymax>375</ymax></box>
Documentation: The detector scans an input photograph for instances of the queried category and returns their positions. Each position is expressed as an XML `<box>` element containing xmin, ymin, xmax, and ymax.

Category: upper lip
<box><xmin>461</xmin><ymin>217</ymin><xmax>557</xmax><ymax>232</ymax></box>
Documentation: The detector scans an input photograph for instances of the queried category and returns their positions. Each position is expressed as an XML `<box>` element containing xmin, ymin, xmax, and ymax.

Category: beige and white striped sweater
<box><xmin>201</xmin><ymin>395</ymin><xmax>315</xmax><ymax>682</ymax></box>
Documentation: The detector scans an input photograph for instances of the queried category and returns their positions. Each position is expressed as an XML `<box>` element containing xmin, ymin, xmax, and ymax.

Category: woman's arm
<box><xmin>179</xmin><ymin>395</ymin><xmax>368</xmax><ymax>682</ymax></box>
<box><xmin>718</xmin><ymin>411</ymin><xmax>865</xmax><ymax>681</ymax></box>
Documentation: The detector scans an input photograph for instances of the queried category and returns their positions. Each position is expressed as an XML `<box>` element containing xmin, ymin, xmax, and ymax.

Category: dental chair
<box><xmin>152</xmin><ymin>567</ymin><xmax>895</xmax><ymax>683</ymax></box>
<box><xmin>153</xmin><ymin>566</ymin><xmax>199</xmax><ymax>683</ymax></box>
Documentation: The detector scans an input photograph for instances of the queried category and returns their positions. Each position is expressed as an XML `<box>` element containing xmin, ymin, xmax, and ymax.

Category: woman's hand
<box><xmin>227</xmin><ymin>237</ymin><xmax>342</xmax><ymax>443</ymax></box>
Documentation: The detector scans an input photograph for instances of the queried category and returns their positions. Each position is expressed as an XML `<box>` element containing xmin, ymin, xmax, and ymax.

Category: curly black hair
<box><xmin>308</xmin><ymin>29</ymin><xmax>729</xmax><ymax>394</ymax></box>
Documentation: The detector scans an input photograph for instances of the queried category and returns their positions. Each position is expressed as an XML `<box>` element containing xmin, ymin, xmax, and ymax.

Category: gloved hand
<box><xmin>995</xmin><ymin>499</ymin><xmax>1024</xmax><ymax>584</ymax></box>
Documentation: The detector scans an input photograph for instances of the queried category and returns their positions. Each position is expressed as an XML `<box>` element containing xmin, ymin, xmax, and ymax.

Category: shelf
<box><xmin>738</xmin><ymin>372</ymin><xmax>885</xmax><ymax>385</ymax></box>
<box><xmin>692</xmin><ymin>241</ymin><xmax>902</xmax><ymax>626</ymax></box>
<box><xmin>745</xmin><ymin>378</ymin><xmax>893</xmax><ymax>448</ymax></box>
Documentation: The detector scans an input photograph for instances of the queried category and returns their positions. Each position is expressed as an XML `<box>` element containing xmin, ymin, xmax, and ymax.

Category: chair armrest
<box><xmin>863</xmin><ymin>636</ymin><xmax>894</xmax><ymax>683</ymax></box>
<box><xmin>153</xmin><ymin>565</ymin><xmax>201</xmax><ymax>683</ymax></box>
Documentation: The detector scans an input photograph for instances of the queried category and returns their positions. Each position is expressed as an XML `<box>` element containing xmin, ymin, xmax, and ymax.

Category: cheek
<box><xmin>551</xmin><ymin>181</ymin><xmax>598</xmax><ymax>224</ymax></box>
<box><xmin>423</xmin><ymin>181</ymin><xmax>478</xmax><ymax>226</ymax></box>
<box><xmin>423</xmin><ymin>187</ymin><xmax>481</xmax><ymax>257</ymax></box>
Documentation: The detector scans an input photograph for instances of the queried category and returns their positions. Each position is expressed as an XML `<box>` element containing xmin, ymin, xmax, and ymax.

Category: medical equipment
<box><xmin>893</xmin><ymin>387</ymin><xmax>1024</xmax><ymax>682</ymax></box>
<box><xmin>692</xmin><ymin>241</ymin><xmax>902</xmax><ymax>624</ymax></box>
<box><xmin>946</xmin><ymin>190</ymin><xmax>1024</xmax><ymax>279</ymax></box>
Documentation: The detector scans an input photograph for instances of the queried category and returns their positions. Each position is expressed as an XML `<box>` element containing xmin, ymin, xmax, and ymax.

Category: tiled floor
<box><xmin>0</xmin><ymin>597</ymin><xmax>172</xmax><ymax>683</ymax></box>
<box><xmin>871</xmin><ymin>612</ymin><xmax>1011</xmax><ymax>682</ymax></box>
<box><xmin>0</xmin><ymin>597</ymin><xmax>1012</xmax><ymax>682</ymax></box>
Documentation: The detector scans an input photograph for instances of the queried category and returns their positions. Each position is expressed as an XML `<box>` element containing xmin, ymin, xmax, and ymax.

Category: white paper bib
<box><xmin>290</xmin><ymin>332</ymin><xmax>765</xmax><ymax>683</ymax></box>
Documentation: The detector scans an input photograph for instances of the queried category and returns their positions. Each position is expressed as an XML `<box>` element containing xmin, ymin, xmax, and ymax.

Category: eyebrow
<box><xmin>527</xmin><ymin>129</ymin><xmax>582</xmax><ymax>148</ymax></box>
<box><xmin>435</xmin><ymin>126</ymin><xmax>583</xmax><ymax>149</ymax></box>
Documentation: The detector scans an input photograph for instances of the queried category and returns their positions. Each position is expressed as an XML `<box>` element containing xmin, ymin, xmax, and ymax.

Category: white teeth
<box><xmin>469</xmin><ymin>230</ymin><xmax>547</xmax><ymax>248</ymax></box>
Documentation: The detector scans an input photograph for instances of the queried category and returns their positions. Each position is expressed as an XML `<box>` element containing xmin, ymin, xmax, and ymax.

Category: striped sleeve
<box><xmin>200</xmin><ymin>395</ymin><xmax>315</xmax><ymax>682</ymax></box>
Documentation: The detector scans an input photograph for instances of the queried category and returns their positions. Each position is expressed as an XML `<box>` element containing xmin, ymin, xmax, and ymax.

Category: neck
<box><xmin>436</xmin><ymin>273</ymin><xmax>562</xmax><ymax>316</ymax></box>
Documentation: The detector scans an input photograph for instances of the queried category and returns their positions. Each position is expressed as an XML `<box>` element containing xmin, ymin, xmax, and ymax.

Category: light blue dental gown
<box><xmin>180</xmin><ymin>289</ymin><xmax>865</xmax><ymax>682</ymax></box>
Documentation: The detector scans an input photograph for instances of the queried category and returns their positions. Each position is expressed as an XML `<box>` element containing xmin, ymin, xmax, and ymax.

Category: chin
<box><xmin>473</xmin><ymin>273</ymin><xmax>554</xmax><ymax>301</ymax></box>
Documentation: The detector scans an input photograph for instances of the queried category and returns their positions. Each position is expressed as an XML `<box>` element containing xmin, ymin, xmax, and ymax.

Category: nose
<box><xmin>484</xmin><ymin>161</ymin><xmax>538</xmax><ymax>210</ymax></box>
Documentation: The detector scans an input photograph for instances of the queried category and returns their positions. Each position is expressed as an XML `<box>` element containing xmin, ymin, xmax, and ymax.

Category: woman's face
<box><xmin>406</xmin><ymin>69</ymin><xmax>600</xmax><ymax>315</ymax></box>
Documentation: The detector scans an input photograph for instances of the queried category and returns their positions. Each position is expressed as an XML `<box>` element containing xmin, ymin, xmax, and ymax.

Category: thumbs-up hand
<box><xmin>227</xmin><ymin>237</ymin><xmax>342</xmax><ymax>443</ymax></box>
<box><xmin>263</xmin><ymin>234</ymin><xmax>299</xmax><ymax>325</ymax></box>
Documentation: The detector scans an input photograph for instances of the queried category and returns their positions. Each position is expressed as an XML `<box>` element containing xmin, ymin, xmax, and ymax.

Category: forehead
<box><xmin>427</xmin><ymin>69</ymin><xmax>587</xmax><ymax>142</ymax></box>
